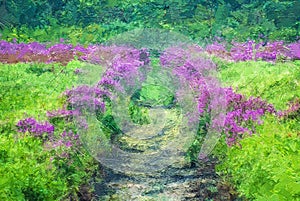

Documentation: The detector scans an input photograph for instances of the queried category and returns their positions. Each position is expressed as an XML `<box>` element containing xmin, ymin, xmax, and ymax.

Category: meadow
<box><xmin>0</xmin><ymin>37</ymin><xmax>299</xmax><ymax>200</ymax></box>
<box><xmin>0</xmin><ymin>2</ymin><xmax>300</xmax><ymax>200</ymax></box>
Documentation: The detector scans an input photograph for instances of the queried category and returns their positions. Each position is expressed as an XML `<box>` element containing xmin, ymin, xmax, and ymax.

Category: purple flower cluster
<box><xmin>230</xmin><ymin>40</ymin><xmax>255</xmax><ymax>61</ymax></box>
<box><xmin>160</xmin><ymin>46</ymin><xmax>276</xmax><ymax>146</ymax></box>
<box><xmin>40</xmin><ymin>46</ymin><xmax>151</xmax><ymax>161</ymax></box>
<box><xmin>0</xmin><ymin>40</ymin><xmax>151</xmax><ymax>66</ymax></box>
<box><xmin>49</xmin><ymin>130</ymin><xmax>80</xmax><ymax>149</ymax></box>
<box><xmin>278</xmin><ymin>98</ymin><xmax>300</xmax><ymax>119</ymax></box>
<box><xmin>205</xmin><ymin>42</ymin><xmax>230</xmax><ymax>59</ymax></box>
<box><xmin>65</xmin><ymin>46</ymin><xmax>150</xmax><ymax>114</ymax></box>
<box><xmin>1</xmin><ymin>39</ymin><xmax>299</xmax><ymax>65</ymax></box>
<box><xmin>64</xmin><ymin>85</ymin><xmax>107</xmax><ymax>113</ymax></box>
<box><xmin>161</xmin><ymin>46</ymin><xmax>223</xmax><ymax>107</ymax></box>
<box><xmin>287</xmin><ymin>41</ymin><xmax>300</xmax><ymax>60</ymax></box>
<box><xmin>160</xmin><ymin>45</ymin><xmax>225</xmax><ymax>129</ymax></box>
<box><xmin>43</xmin><ymin>130</ymin><xmax>81</xmax><ymax>161</ymax></box>
<box><xmin>16</xmin><ymin>117</ymin><xmax>54</xmax><ymax>139</ymax></box>
<box><xmin>255</xmin><ymin>41</ymin><xmax>288</xmax><ymax>61</ymax></box>
<box><xmin>47</xmin><ymin>109</ymin><xmax>80</xmax><ymax>121</ymax></box>
<box><xmin>0</xmin><ymin>40</ymin><xmax>86</xmax><ymax>64</ymax></box>
<box><xmin>83</xmin><ymin>45</ymin><xmax>150</xmax><ymax>66</ymax></box>
<box><xmin>97</xmin><ymin>47</ymin><xmax>148</xmax><ymax>93</ymax></box>
<box><xmin>205</xmin><ymin>40</ymin><xmax>300</xmax><ymax>62</ymax></box>
<box><xmin>17</xmin><ymin>117</ymin><xmax>81</xmax><ymax>160</ymax></box>
<box><xmin>224</xmin><ymin>88</ymin><xmax>276</xmax><ymax>146</ymax></box>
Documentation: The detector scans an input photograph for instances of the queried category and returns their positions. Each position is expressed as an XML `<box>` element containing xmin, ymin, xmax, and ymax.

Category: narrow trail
<box><xmin>94</xmin><ymin>156</ymin><xmax>237</xmax><ymax>200</ymax></box>
<box><xmin>78</xmin><ymin>57</ymin><xmax>239</xmax><ymax>200</ymax></box>
<box><xmin>91</xmin><ymin>107</ymin><xmax>238</xmax><ymax>201</ymax></box>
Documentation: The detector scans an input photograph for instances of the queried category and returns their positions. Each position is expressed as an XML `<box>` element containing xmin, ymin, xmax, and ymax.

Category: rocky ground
<box><xmin>91</xmin><ymin>156</ymin><xmax>241</xmax><ymax>201</ymax></box>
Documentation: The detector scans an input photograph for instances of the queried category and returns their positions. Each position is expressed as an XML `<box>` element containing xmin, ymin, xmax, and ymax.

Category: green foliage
<box><xmin>1</xmin><ymin>0</ymin><xmax>50</xmax><ymax>27</ymax></box>
<box><xmin>186</xmin><ymin>113</ymin><xmax>211</xmax><ymax>164</ymax></box>
<box><xmin>126</xmin><ymin>59</ymin><xmax>175</xmax><ymax>126</ymax></box>
<box><xmin>0</xmin><ymin>61</ymin><xmax>99</xmax><ymax>200</ymax></box>
<box><xmin>220</xmin><ymin>60</ymin><xmax>300</xmax><ymax>110</ymax></box>
<box><xmin>128</xmin><ymin>100</ymin><xmax>151</xmax><ymax>125</ymax></box>
<box><xmin>264</xmin><ymin>1</ymin><xmax>300</xmax><ymax>29</ymax></box>
<box><xmin>1</xmin><ymin>24</ymin><xmax>97</xmax><ymax>44</ymax></box>
<box><xmin>49</xmin><ymin>142</ymin><xmax>98</xmax><ymax>200</ymax></box>
<box><xmin>214</xmin><ymin>59</ymin><xmax>300</xmax><ymax>200</ymax></box>
<box><xmin>127</xmin><ymin>83</ymin><xmax>175</xmax><ymax>125</ymax></box>
<box><xmin>216</xmin><ymin>116</ymin><xmax>300</xmax><ymax>200</ymax></box>
<box><xmin>269</xmin><ymin>27</ymin><xmax>299</xmax><ymax>42</ymax></box>
<box><xmin>2</xmin><ymin>0</ymin><xmax>299</xmax><ymax>43</ymax></box>
<box><xmin>1</xmin><ymin>21</ymin><xmax>141</xmax><ymax>44</ymax></box>
<box><xmin>0</xmin><ymin>62</ymin><xmax>77</xmax><ymax>131</ymax></box>
<box><xmin>0</xmin><ymin>135</ymin><xmax>67</xmax><ymax>200</ymax></box>
<box><xmin>139</xmin><ymin>84</ymin><xmax>175</xmax><ymax>108</ymax></box>
<box><xmin>94</xmin><ymin>97</ymin><xmax>122</xmax><ymax>142</ymax></box>
<box><xmin>217</xmin><ymin>0</ymin><xmax>299</xmax><ymax>42</ymax></box>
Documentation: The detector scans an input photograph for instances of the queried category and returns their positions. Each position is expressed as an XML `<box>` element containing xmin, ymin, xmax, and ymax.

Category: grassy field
<box><xmin>1</xmin><ymin>56</ymin><xmax>299</xmax><ymax>200</ymax></box>
<box><xmin>216</xmin><ymin>60</ymin><xmax>300</xmax><ymax>200</ymax></box>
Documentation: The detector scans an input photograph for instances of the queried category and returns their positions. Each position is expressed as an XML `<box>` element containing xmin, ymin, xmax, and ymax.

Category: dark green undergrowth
<box><xmin>1</xmin><ymin>0</ymin><xmax>299</xmax><ymax>43</ymax></box>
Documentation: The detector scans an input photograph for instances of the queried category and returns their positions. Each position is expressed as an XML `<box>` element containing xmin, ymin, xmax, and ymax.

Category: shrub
<box><xmin>0</xmin><ymin>135</ymin><xmax>67</xmax><ymax>200</ymax></box>
<box><xmin>216</xmin><ymin>116</ymin><xmax>300</xmax><ymax>200</ymax></box>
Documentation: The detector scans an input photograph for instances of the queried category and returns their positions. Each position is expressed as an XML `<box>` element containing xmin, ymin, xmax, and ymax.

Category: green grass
<box><xmin>0</xmin><ymin>61</ymin><xmax>79</xmax><ymax>130</ymax></box>
<box><xmin>217</xmin><ymin>116</ymin><xmax>300</xmax><ymax>201</ymax></box>
<box><xmin>220</xmin><ymin>60</ymin><xmax>300</xmax><ymax>110</ymax></box>
<box><xmin>0</xmin><ymin>135</ymin><xmax>67</xmax><ymax>201</ymax></box>
<box><xmin>1</xmin><ymin>56</ymin><xmax>300</xmax><ymax>200</ymax></box>
<box><xmin>216</xmin><ymin>60</ymin><xmax>300</xmax><ymax>200</ymax></box>
<box><xmin>0</xmin><ymin>61</ymin><xmax>99</xmax><ymax>200</ymax></box>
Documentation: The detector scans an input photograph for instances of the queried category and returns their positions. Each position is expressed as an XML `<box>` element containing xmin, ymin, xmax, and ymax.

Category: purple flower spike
<box><xmin>16</xmin><ymin>117</ymin><xmax>55</xmax><ymax>140</ymax></box>
<box><xmin>65</xmin><ymin>141</ymin><xmax>72</xmax><ymax>148</ymax></box>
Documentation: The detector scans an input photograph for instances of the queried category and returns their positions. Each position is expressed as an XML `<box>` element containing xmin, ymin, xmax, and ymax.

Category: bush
<box><xmin>0</xmin><ymin>135</ymin><xmax>67</xmax><ymax>200</ymax></box>
<box><xmin>216</xmin><ymin>116</ymin><xmax>300</xmax><ymax>200</ymax></box>
<box><xmin>0</xmin><ymin>62</ymin><xmax>78</xmax><ymax>124</ymax></box>
<box><xmin>0</xmin><ymin>61</ymin><xmax>98</xmax><ymax>200</ymax></box>
<box><xmin>220</xmin><ymin>60</ymin><xmax>300</xmax><ymax>110</ymax></box>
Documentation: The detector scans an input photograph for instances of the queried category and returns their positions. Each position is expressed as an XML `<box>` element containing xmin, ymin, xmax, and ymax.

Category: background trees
<box><xmin>0</xmin><ymin>0</ymin><xmax>299</xmax><ymax>42</ymax></box>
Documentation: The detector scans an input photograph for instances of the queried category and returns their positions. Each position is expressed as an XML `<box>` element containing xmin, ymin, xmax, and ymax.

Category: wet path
<box><xmin>91</xmin><ymin>106</ymin><xmax>239</xmax><ymax>201</ymax></box>
<box><xmin>94</xmin><ymin>157</ymin><xmax>239</xmax><ymax>201</ymax></box>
